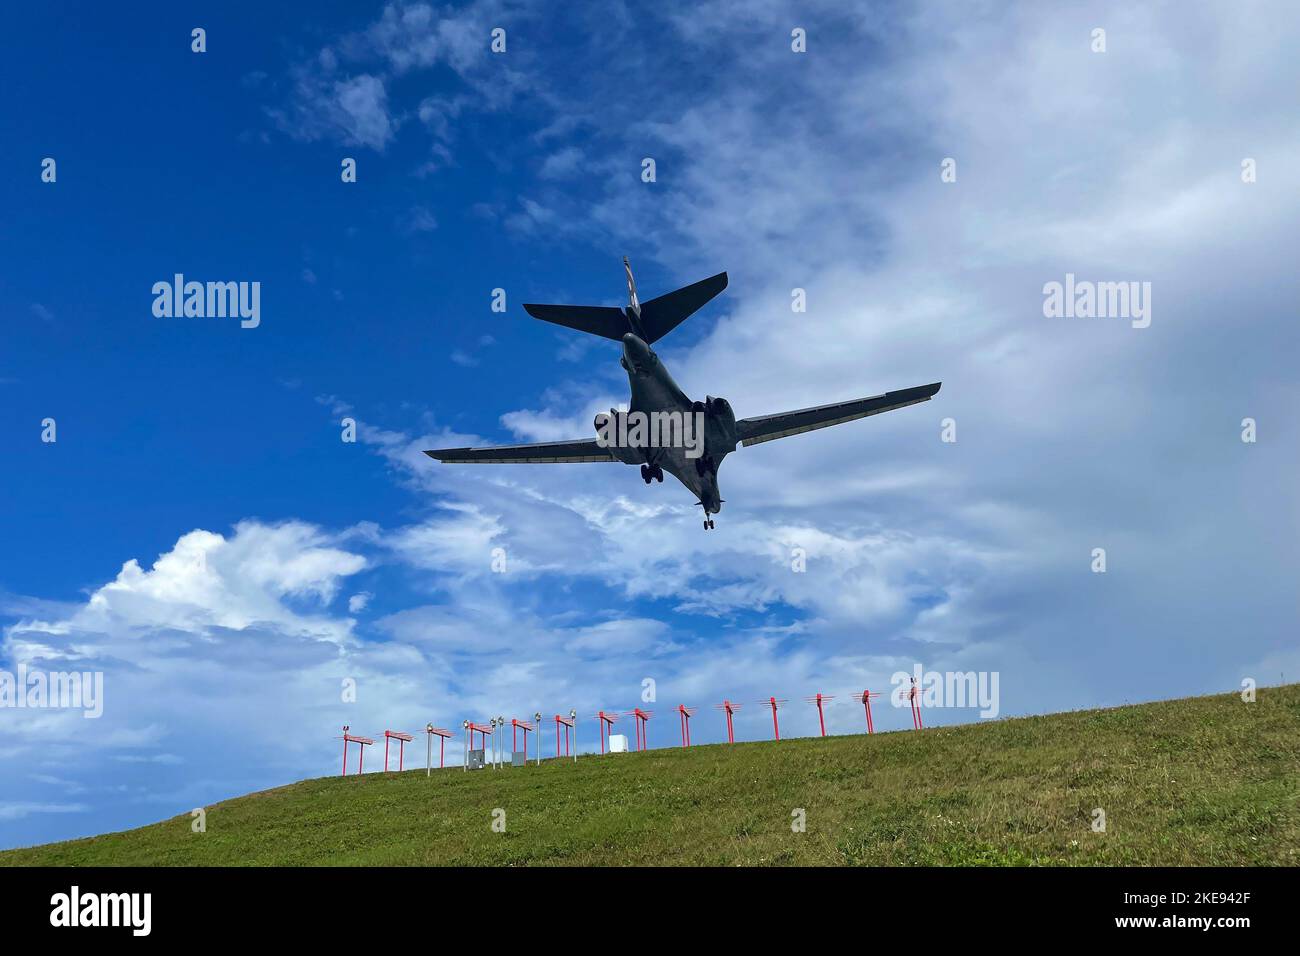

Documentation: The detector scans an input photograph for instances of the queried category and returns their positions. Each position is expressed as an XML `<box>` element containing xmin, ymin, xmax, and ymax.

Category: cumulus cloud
<box><xmin>0</xmin><ymin>522</ymin><xmax>376</xmax><ymax>846</ymax></box>
<box><xmin>272</xmin><ymin>0</ymin><xmax>541</xmax><ymax>156</ymax></box>
<box><xmin>272</xmin><ymin>66</ymin><xmax>396</xmax><ymax>150</ymax></box>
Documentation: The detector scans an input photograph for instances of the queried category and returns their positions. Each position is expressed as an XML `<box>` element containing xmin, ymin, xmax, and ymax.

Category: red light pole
<box><xmin>759</xmin><ymin>697</ymin><xmax>789</xmax><ymax>740</ymax></box>
<box><xmin>511</xmin><ymin>718</ymin><xmax>535</xmax><ymax>760</ymax></box>
<box><xmin>677</xmin><ymin>705</ymin><xmax>696</xmax><ymax>746</ymax></box>
<box><xmin>804</xmin><ymin>694</ymin><xmax>834</xmax><ymax>737</ymax></box>
<box><xmin>554</xmin><ymin>713</ymin><xmax>575</xmax><ymax>757</ymax></box>
<box><xmin>383</xmin><ymin>730</ymin><xmax>414</xmax><ymax>772</ymax></box>
<box><xmin>463</xmin><ymin>720</ymin><xmax>493</xmax><ymax>772</ymax></box>
<box><xmin>856</xmin><ymin>690</ymin><xmax>881</xmax><ymax>734</ymax></box>
<box><xmin>628</xmin><ymin>708</ymin><xmax>653</xmax><ymax>751</ymax></box>
<box><xmin>593</xmin><ymin>711</ymin><xmax>619</xmax><ymax>754</ymax></box>
<box><xmin>425</xmin><ymin>725</ymin><xmax>453</xmax><ymax>774</ymax></box>
<box><xmin>338</xmin><ymin>726</ymin><xmax>373</xmax><ymax>776</ymax></box>
<box><xmin>909</xmin><ymin>678</ymin><xmax>923</xmax><ymax>729</ymax></box>
<box><xmin>714</xmin><ymin>700</ymin><xmax>741</xmax><ymax>742</ymax></box>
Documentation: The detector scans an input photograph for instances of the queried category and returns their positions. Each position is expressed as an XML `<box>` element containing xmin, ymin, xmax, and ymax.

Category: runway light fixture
<box><xmin>423</xmin><ymin>723</ymin><xmax>453</xmax><ymax>775</ymax></box>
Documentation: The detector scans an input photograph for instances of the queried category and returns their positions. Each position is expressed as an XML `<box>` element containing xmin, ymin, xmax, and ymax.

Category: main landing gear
<box><xmin>640</xmin><ymin>464</ymin><xmax>663</xmax><ymax>484</ymax></box>
<box><xmin>702</xmin><ymin>517</ymin><xmax>715</xmax><ymax>530</ymax></box>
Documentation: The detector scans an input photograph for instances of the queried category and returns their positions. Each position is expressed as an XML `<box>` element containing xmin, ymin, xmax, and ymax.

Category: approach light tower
<box><xmin>715</xmin><ymin>700</ymin><xmax>741</xmax><ymax>743</ymax></box>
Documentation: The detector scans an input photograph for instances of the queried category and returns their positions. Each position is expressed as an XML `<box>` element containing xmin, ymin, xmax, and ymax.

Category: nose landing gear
<box><xmin>702</xmin><ymin>517</ymin><xmax>715</xmax><ymax>530</ymax></box>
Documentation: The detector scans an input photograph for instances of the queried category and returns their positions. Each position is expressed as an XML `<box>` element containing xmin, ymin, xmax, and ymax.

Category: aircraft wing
<box><xmin>736</xmin><ymin>382</ymin><xmax>941</xmax><ymax>447</ymax></box>
<box><xmin>423</xmin><ymin>438</ymin><xmax>617</xmax><ymax>464</ymax></box>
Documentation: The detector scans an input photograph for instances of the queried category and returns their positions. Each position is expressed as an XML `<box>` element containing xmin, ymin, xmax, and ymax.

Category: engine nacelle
<box><xmin>701</xmin><ymin>395</ymin><xmax>738</xmax><ymax>456</ymax></box>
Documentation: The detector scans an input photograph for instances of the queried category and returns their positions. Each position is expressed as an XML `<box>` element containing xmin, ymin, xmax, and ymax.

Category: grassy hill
<box><xmin>5</xmin><ymin>685</ymin><xmax>1297</xmax><ymax>866</ymax></box>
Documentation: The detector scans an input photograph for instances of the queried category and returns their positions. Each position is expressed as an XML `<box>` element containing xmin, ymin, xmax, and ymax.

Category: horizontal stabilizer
<box><xmin>638</xmin><ymin>271</ymin><xmax>728</xmax><ymax>344</ymax></box>
<box><xmin>522</xmin><ymin>268</ymin><xmax>728</xmax><ymax>345</ymax></box>
<box><xmin>737</xmin><ymin>382</ymin><xmax>941</xmax><ymax>447</ymax></box>
<box><xmin>521</xmin><ymin>303</ymin><xmax>629</xmax><ymax>341</ymax></box>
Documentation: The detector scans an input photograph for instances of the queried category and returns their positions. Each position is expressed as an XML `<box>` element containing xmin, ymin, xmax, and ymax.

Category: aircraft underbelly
<box><xmin>627</xmin><ymin>366</ymin><xmax>721</xmax><ymax>512</ymax></box>
<box><xmin>628</xmin><ymin>364</ymin><xmax>688</xmax><ymax>415</ymax></box>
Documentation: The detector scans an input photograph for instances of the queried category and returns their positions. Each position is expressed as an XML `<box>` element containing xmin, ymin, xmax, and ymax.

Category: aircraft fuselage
<box><xmin>611</xmin><ymin>332</ymin><xmax>737</xmax><ymax>516</ymax></box>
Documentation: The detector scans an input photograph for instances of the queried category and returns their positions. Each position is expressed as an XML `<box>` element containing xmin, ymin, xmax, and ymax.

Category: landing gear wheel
<box><xmin>708</xmin><ymin>519</ymin><xmax>715</xmax><ymax>529</ymax></box>
<box><xmin>652</xmin><ymin>465</ymin><xmax>664</xmax><ymax>482</ymax></box>
<box><xmin>640</xmin><ymin>464</ymin><xmax>651</xmax><ymax>484</ymax></box>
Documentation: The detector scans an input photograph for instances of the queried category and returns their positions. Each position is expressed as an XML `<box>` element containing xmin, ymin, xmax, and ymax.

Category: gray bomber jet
<box><xmin>425</xmin><ymin>259</ymin><xmax>940</xmax><ymax>529</ymax></box>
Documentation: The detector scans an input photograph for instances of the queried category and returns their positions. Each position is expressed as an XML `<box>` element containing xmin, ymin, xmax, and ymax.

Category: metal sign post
<box><xmin>534</xmin><ymin>712</ymin><xmax>543</xmax><ymax>766</ymax></box>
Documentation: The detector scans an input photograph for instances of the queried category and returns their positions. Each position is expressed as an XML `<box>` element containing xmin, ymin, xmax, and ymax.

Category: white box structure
<box><xmin>608</xmin><ymin>734</ymin><xmax>630</xmax><ymax>753</ymax></box>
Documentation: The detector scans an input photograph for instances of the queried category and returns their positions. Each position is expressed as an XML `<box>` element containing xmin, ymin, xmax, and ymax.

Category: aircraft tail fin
<box><xmin>522</xmin><ymin>261</ymin><xmax>729</xmax><ymax>345</ymax></box>
<box><xmin>624</xmin><ymin>256</ymin><xmax>641</xmax><ymax>318</ymax></box>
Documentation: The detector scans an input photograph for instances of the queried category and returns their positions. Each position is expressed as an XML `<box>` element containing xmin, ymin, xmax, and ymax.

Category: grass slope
<box><xmin>5</xmin><ymin>685</ymin><xmax>1298</xmax><ymax>866</ymax></box>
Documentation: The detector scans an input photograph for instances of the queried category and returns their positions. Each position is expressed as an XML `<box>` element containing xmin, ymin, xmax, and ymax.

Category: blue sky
<box><xmin>2</xmin><ymin>0</ymin><xmax>1298</xmax><ymax>850</ymax></box>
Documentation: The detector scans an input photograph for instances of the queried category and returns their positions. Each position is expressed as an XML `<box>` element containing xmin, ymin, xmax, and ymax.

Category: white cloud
<box><xmin>0</xmin><ymin>802</ymin><xmax>88</xmax><ymax>822</ymax></box>
<box><xmin>273</xmin><ymin>69</ymin><xmax>396</xmax><ymax>150</ymax></box>
<box><xmin>273</xmin><ymin>1</ymin><xmax>541</xmax><ymax>155</ymax></box>
<box><xmin>403</xmin><ymin>205</ymin><xmax>438</xmax><ymax>233</ymax></box>
<box><xmin>538</xmin><ymin>146</ymin><xmax>584</xmax><ymax>180</ymax></box>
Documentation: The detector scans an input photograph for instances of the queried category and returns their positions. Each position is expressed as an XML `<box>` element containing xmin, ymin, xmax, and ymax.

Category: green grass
<box><xmin>5</xmin><ymin>685</ymin><xmax>1298</xmax><ymax>866</ymax></box>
